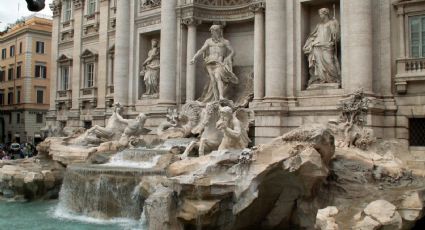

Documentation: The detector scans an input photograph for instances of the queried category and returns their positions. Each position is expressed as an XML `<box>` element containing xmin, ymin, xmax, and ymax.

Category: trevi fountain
<box><xmin>2</xmin><ymin>0</ymin><xmax>425</xmax><ymax>229</ymax></box>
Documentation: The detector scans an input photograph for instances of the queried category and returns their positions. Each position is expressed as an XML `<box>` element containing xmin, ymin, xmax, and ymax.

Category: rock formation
<box><xmin>145</xmin><ymin>124</ymin><xmax>336</xmax><ymax>229</ymax></box>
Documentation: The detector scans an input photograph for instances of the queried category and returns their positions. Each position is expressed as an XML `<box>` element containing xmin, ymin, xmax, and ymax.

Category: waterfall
<box><xmin>55</xmin><ymin>165</ymin><xmax>145</xmax><ymax>219</ymax></box>
<box><xmin>54</xmin><ymin>148</ymin><xmax>167</xmax><ymax>221</ymax></box>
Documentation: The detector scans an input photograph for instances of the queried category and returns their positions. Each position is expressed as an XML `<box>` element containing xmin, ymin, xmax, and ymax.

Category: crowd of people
<box><xmin>0</xmin><ymin>143</ymin><xmax>37</xmax><ymax>160</ymax></box>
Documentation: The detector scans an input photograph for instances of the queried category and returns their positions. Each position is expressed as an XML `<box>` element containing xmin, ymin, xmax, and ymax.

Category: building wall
<box><xmin>0</xmin><ymin>16</ymin><xmax>52</xmax><ymax>143</ymax></box>
<box><xmin>47</xmin><ymin>0</ymin><xmax>425</xmax><ymax>156</ymax></box>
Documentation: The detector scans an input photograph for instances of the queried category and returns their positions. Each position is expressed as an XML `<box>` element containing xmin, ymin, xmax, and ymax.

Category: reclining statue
<box><xmin>68</xmin><ymin>103</ymin><xmax>149</xmax><ymax>146</ymax></box>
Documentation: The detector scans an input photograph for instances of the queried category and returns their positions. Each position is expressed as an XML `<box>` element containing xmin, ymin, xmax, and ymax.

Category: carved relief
<box><xmin>194</xmin><ymin>0</ymin><xmax>253</xmax><ymax>6</ymax></box>
<box><xmin>140</xmin><ymin>0</ymin><xmax>161</xmax><ymax>10</ymax></box>
<box><xmin>329</xmin><ymin>90</ymin><xmax>376</xmax><ymax>150</ymax></box>
<box><xmin>49</xmin><ymin>0</ymin><xmax>61</xmax><ymax>17</ymax></box>
<box><xmin>73</xmin><ymin>0</ymin><xmax>84</xmax><ymax>9</ymax></box>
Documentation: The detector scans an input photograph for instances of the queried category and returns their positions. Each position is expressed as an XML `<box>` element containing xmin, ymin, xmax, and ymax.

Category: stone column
<box><xmin>341</xmin><ymin>0</ymin><xmax>373</xmax><ymax>93</ymax></box>
<box><xmin>183</xmin><ymin>18</ymin><xmax>201</xmax><ymax>102</ymax></box>
<box><xmin>113</xmin><ymin>0</ymin><xmax>130</xmax><ymax>105</ymax></box>
<box><xmin>396</xmin><ymin>6</ymin><xmax>406</xmax><ymax>58</ymax></box>
<box><xmin>96</xmin><ymin>0</ymin><xmax>109</xmax><ymax>109</ymax></box>
<box><xmin>250</xmin><ymin>2</ymin><xmax>265</xmax><ymax>100</ymax></box>
<box><xmin>264</xmin><ymin>0</ymin><xmax>286</xmax><ymax>99</ymax></box>
<box><xmin>71</xmin><ymin>0</ymin><xmax>83</xmax><ymax>110</ymax></box>
<box><xmin>159</xmin><ymin>0</ymin><xmax>178</xmax><ymax>105</ymax></box>
<box><xmin>49</xmin><ymin>2</ymin><xmax>60</xmax><ymax>111</ymax></box>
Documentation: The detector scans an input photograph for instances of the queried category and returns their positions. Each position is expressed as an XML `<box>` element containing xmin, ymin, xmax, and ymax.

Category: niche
<box><xmin>138</xmin><ymin>31</ymin><xmax>161</xmax><ymax>99</ymax></box>
<box><xmin>300</xmin><ymin>0</ymin><xmax>341</xmax><ymax>91</ymax></box>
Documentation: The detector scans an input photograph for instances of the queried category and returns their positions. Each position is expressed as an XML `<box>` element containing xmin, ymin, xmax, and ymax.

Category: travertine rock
<box><xmin>0</xmin><ymin>158</ymin><xmax>64</xmax><ymax>200</ymax></box>
<box><xmin>399</xmin><ymin>191</ymin><xmax>425</xmax><ymax>222</ymax></box>
<box><xmin>353</xmin><ymin>200</ymin><xmax>402</xmax><ymax>230</ymax></box>
<box><xmin>315</xmin><ymin>206</ymin><xmax>339</xmax><ymax>230</ymax></box>
<box><xmin>144</xmin><ymin>186</ymin><xmax>182</xmax><ymax>230</ymax></box>
<box><xmin>162</xmin><ymin>124</ymin><xmax>335</xmax><ymax>229</ymax></box>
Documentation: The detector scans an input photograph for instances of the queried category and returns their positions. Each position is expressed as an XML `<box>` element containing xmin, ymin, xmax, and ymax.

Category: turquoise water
<box><xmin>0</xmin><ymin>200</ymin><xmax>146</xmax><ymax>230</ymax></box>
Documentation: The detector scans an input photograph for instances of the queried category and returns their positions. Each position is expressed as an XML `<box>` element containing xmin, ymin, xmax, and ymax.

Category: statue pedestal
<box><xmin>140</xmin><ymin>94</ymin><xmax>159</xmax><ymax>100</ymax></box>
<box><xmin>307</xmin><ymin>83</ymin><xmax>340</xmax><ymax>90</ymax></box>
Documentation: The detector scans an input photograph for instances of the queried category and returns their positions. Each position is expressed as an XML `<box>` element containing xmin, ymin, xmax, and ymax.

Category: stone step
<box><xmin>407</xmin><ymin>160</ymin><xmax>425</xmax><ymax>169</ymax></box>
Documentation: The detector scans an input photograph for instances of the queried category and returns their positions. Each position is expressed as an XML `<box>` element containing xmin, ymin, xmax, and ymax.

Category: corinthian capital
<box><xmin>49</xmin><ymin>0</ymin><xmax>61</xmax><ymax>17</ymax></box>
<box><xmin>73</xmin><ymin>0</ymin><xmax>84</xmax><ymax>9</ymax></box>
<box><xmin>249</xmin><ymin>1</ymin><xmax>265</xmax><ymax>13</ymax></box>
<box><xmin>181</xmin><ymin>17</ymin><xmax>202</xmax><ymax>27</ymax></box>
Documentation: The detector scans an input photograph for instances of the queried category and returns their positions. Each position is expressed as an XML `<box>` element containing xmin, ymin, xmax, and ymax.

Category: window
<box><xmin>1</xmin><ymin>48</ymin><xmax>6</xmax><ymax>59</ymax></box>
<box><xmin>16</xmin><ymin>65</ymin><xmax>21</xmax><ymax>79</ymax></box>
<box><xmin>8</xmin><ymin>67</ymin><xmax>13</xmax><ymax>80</ymax></box>
<box><xmin>36</xmin><ymin>114</ymin><xmax>43</xmax><ymax>124</ymax></box>
<box><xmin>19</xmin><ymin>42</ymin><xmax>22</xmax><ymax>54</ymax></box>
<box><xmin>9</xmin><ymin>45</ymin><xmax>14</xmax><ymax>57</ymax></box>
<box><xmin>0</xmin><ymin>92</ymin><xmax>4</xmax><ymax>105</ymax></box>
<box><xmin>16</xmin><ymin>89</ymin><xmax>21</xmax><ymax>104</ymax></box>
<box><xmin>0</xmin><ymin>70</ymin><xmax>4</xmax><ymax>82</ymax></box>
<box><xmin>409</xmin><ymin>118</ymin><xmax>425</xmax><ymax>146</ymax></box>
<box><xmin>409</xmin><ymin>15</ymin><xmax>425</xmax><ymax>58</ymax></box>
<box><xmin>7</xmin><ymin>92</ymin><xmax>13</xmax><ymax>105</ymax></box>
<box><xmin>85</xmin><ymin>63</ymin><xmax>94</xmax><ymax>88</ymax></box>
<box><xmin>16</xmin><ymin>113</ymin><xmax>20</xmax><ymax>124</ymax></box>
<box><xmin>87</xmin><ymin>0</ymin><xmax>96</xmax><ymax>15</ymax></box>
<box><xmin>36</xmin><ymin>41</ymin><xmax>44</xmax><ymax>54</ymax></box>
<box><xmin>60</xmin><ymin>66</ymin><xmax>69</xmax><ymax>90</ymax></box>
<box><xmin>63</xmin><ymin>0</ymin><xmax>72</xmax><ymax>21</ymax></box>
<box><xmin>36</xmin><ymin>90</ymin><xmax>44</xmax><ymax>104</ymax></box>
<box><xmin>35</xmin><ymin>65</ymin><xmax>47</xmax><ymax>78</ymax></box>
<box><xmin>84</xmin><ymin>121</ymin><xmax>92</xmax><ymax>129</ymax></box>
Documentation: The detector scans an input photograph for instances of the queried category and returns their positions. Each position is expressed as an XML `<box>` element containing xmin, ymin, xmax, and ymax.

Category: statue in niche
<box><xmin>190</xmin><ymin>25</ymin><xmax>239</xmax><ymax>102</ymax></box>
<box><xmin>140</xmin><ymin>38</ymin><xmax>160</xmax><ymax>97</ymax></box>
<box><xmin>216</xmin><ymin>106</ymin><xmax>253</xmax><ymax>151</ymax></box>
<box><xmin>303</xmin><ymin>7</ymin><xmax>341</xmax><ymax>87</ymax></box>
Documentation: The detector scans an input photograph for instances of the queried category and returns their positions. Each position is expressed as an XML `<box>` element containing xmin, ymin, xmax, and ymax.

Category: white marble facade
<box><xmin>48</xmin><ymin>0</ymin><xmax>425</xmax><ymax>150</ymax></box>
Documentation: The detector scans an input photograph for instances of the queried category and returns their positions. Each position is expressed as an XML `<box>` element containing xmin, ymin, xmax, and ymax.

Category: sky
<box><xmin>0</xmin><ymin>0</ymin><xmax>53</xmax><ymax>30</ymax></box>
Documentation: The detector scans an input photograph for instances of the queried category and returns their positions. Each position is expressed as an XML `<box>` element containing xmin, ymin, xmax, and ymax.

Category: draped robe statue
<box><xmin>190</xmin><ymin>25</ymin><xmax>238</xmax><ymax>103</ymax></box>
<box><xmin>303</xmin><ymin>8</ymin><xmax>341</xmax><ymax>86</ymax></box>
<box><xmin>140</xmin><ymin>39</ymin><xmax>160</xmax><ymax>96</ymax></box>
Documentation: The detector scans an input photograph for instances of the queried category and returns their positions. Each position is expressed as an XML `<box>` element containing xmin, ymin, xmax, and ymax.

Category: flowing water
<box><xmin>0</xmin><ymin>200</ymin><xmax>146</xmax><ymax>230</ymax></box>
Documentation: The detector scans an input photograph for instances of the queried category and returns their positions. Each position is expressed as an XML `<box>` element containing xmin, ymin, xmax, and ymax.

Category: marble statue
<box><xmin>157</xmin><ymin>102</ymin><xmax>203</xmax><ymax>140</ymax></box>
<box><xmin>181</xmin><ymin>101</ymin><xmax>223</xmax><ymax>158</ymax></box>
<box><xmin>329</xmin><ymin>89</ymin><xmax>375</xmax><ymax>150</ymax></box>
<box><xmin>68</xmin><ymin>103</ymin><xmax>149</xmax><ymax>146</ymax></box>
<box><xmin>118</xmin><ymin>113</ymin><xmax>150</xmax><ymax>147</ymax></box>
<box><xmin>180</xmin><ymin>100</ymin><xmax>254</xmax><ymax>159</ymax></box>
<box><xmin>216</xmin><ymin>106</ymin><xmax>253</xmax><ymax>151</ymax></box>
<box><xmin>190</xmin><ymin>25</ymin><xmax>239</xmax><ymax>102</ymax></box>
<box><xmin>303</xmin><ymin>8</ymin><xmax>340</xmax><ymax>86</ymax></box>
<box><xmin>40</xmin><ymin>123</ymin><xmax>65</xmax><ymax>138</ymax></box>
<box><xmin>140</xmin><ymin>39</ymin><xmax>160</xmax><ymax>96</ymax></box>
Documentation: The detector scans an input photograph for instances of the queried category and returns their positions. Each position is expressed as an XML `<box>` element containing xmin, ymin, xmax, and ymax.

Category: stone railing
<box><xmin>57</xmin><ymin>90</ymin><xmax>72</xmax><ymax>99</ymax></box>
<box><xmin>395</xmin><ymin>57</ymin><xmax>425</xmax><ymax>94</ymax></box>
<box><xmin>80</xmin><ymin>87</ymin><xmax>97</xmax><ymax>98</ymax></box>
